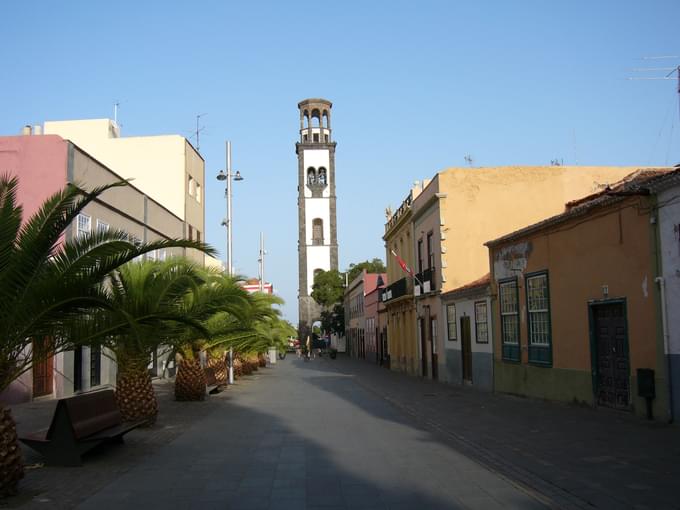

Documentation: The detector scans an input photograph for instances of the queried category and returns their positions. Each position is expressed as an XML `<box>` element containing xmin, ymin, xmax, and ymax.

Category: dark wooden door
<box><xmin>593</xmin><ymin>303</ymin><xmax>629</xmax><ymax>409</ymax></box>
<box><xmin>430</xmin><ymin>318</ymin><xmax>438</xmax><ymax>381</ymax></box>
<box><xmin>32</xmin><ymin>337</ymin><xmax>54</xmax><ymax>397</ymax></box>
<box><xmin>460</xmin><ymin>316</ymin><xmax>473</xmax><ymax>382</ymax></box>
<box><xmin>420</xmin><ymin>319</ymin><xmax>428</xmax><ymax>377</ymax></box>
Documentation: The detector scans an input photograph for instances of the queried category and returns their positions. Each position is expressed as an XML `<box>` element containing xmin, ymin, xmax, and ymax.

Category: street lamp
<box><xmin>216</xmin><ymin>141</ymin><xmax>244</xmax><ymax>384</ymax></box>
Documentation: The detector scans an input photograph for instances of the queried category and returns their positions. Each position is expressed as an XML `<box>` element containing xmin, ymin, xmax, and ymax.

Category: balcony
<box><xmin>415</xmin><ymin>267</ymin><xmax>436</xmax><ymax>295</ymax></box>
<box><xmin>381</xmin><ymin>277</ymin><xmax>412</xmax><ymax>303</ymax></box>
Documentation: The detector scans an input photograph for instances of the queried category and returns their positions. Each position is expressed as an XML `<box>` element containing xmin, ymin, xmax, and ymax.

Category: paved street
<box><xmin>8</xmin><ymin>354</ymin><xmax>680</xmax><ymax>509</ymax></box>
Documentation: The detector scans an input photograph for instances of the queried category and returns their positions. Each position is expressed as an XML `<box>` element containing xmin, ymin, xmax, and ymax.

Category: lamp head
<box><xmin>234</xmin><ymin>170</ymin><xmax>244</xmax><ymax>181</ymax></box>
<box><xmin>216</xmin><ymin>170</ymin><xmax>227</xmax><ymax>181</ymax></box>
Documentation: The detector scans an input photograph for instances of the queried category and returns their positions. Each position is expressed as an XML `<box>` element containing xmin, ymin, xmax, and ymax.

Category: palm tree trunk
<box><xmin>0</xmin><ymin>406</ymin><xmax>23</xmax><ymax>497</ymax></box>
<box><xmin>207</xmin><ymin>357</ymin><xmax>227</xmax><ymax>385</ymax></box>
<box><xmin>175</xmin><ymin>358</ymin><xmax>206</xmax><ymax>401</ymax></box>
<box><xmin>115</xmin><ymin>365</ymin><xmax>158</xmax><ymax>425</ymax></box>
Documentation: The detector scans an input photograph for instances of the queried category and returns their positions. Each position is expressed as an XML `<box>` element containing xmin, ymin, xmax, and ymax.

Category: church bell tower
<box><xmin>296</xmin><ymin>98</ymin><xmax>338</xmax><ymax>339</ymax></box>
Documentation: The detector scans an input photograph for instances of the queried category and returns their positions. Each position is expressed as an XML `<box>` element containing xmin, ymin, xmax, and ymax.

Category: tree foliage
<box><xmin>347</xmin><ymin>258</ymin><xmax>386</xmax><ymax>283</ymax></box>
<box><xmin>310</xmin><ymin>269</ymin><xmax>344</xmax><ymax>307</ymax></box>
<box><xmin>320</xmin><ymin>303</ymin><xmax>345</xmax><ymax>336</ymax></box>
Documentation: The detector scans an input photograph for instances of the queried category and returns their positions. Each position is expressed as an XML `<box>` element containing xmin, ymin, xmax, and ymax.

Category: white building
<box><xmin>296</xmin><ymin>99</ymin><xmax>339</xmax><ymax>339</ymax></box>
<box><xmin>650</xmin><ymin>169</ymin><xmax>680</xmax><ymax>421</ymax></box>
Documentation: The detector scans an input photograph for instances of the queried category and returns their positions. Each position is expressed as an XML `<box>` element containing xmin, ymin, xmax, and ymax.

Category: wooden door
<box><xmin>593</xmin><ymin>303</ymin><xmax>629</xmax><ymax>409</ymax></box>
<box><xmin>32</xmin><ymin>337</ymin><xmax>54</xmax><ymax>397</ymax></box>
<box><xmin>430</xmin><ymin>318</ymin><xmax>438</xmax><ymax>381</ymax></box>
<box><xmin>460</xmin><ymin>316</ymin><xmax>472</xmax><ymax>383</ymax></box>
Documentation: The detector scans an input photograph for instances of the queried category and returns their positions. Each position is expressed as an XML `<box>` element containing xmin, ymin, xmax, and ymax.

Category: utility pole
<box><xmin>258</xmin><ymin>232</ymin><xmax>265</xmax><ymax>292</ymax></box>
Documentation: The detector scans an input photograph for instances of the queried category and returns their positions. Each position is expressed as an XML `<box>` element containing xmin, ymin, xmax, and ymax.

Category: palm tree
<box><xmin>79</xmin><ymin>259</ymin><xmax>213</xmax><ymax>422</ymax></box>
<box><xmin>172</xmin><ymin>271</ymin><xmax>250</xmax><ymax>401</ymax></box>
<box><xmin>0</xmin><ymin>176</ymin><xmax>212</xmax><ymax>496</ymax></box>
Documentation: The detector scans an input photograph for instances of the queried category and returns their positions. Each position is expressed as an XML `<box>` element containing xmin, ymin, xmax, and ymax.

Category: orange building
<box><xmin>486</xmin><ymin>169</ymin><xmax>672</xmax><ymax>421</ymax></box>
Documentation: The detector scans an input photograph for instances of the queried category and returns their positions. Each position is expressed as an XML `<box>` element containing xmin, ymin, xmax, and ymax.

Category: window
<box><xmin>499</xmin><ymin>279</ymin><xmax>520</xmax><ymax>361</ymax></box>
<box><xmin>307</xmin><ymin>167</ymin><xmax>316</xmax><ymax>185</ymax></box>
<box><xmin>196</xmin><ymin>229</ymin><xmax>201</xmax><ymax>243</ymax></box>
<box><xmin>475</xmin><ymin>301</ymin><xmax>489</xmax><ymax>343</ymax></box>
<box><xmin>90</xmin><ymin>346</ymin><xmax>101</xmax><ymax>387</ymax></box>
<box><xmin>188</xmin><ymin>225</ymin><xmax>193</xmax><ymax>241</ymax></box>
<box><xmin>188</xmin><ymin>176</ymin><xmax>195</xmax><ymax>196</ymax></box>
<box><xmin>417</xmin><ymin>239</ymin><xmax>423</xmax><ymax>274</ymax></box>
<box><xmin>158</xmin><ymin>249</ymin><xmax>167</xmax><ymax>261</ymax></box>
<box><xmin>77</xmin><ymin>214</ymin><xmax>91</xmax><ymax>238</ymax></box>
<box><xmin>446</xmin><ymin>304</ymin><xmax>457</xmax><ymax>341</ymax></box>
<box><xmin>195</xmin><ymin>183</ymin><xmax>201</xmax><ymax>203</ymax></box>
<box><xmin>312</xmin><ymin>219</ymin><xmax>324</xmax><ymax>245</ymax></box>
<box><xmin>526</xmin><ymin>272</ymin><xmax>552</xmax><ymax>364</ymax></box>
<box><xmin>96</xmin><ymin>219</ymin><xmax>109</xmax><ymax>234</ymax></box>
<box><xmin>147</xmin><ymin>250</ymin><xmax>157</xmax><ymax>262</ymax></box>
<box><xmin>427</xmin><ymin>232</ymin><xmax>434</xmax><ymax>269</ymax></box>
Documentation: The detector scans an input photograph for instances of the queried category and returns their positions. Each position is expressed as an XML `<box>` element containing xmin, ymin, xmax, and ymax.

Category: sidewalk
<box><xmin>324</xmin><ymin>355</ymin><xmax>680</xmax><ymax>510</ymax></box>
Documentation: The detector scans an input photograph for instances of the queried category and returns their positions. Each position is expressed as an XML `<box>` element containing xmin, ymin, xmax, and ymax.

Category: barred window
<box><xmin>499</xmin><ymin>279</ymin><xmax>520</xmax><ymax>361</ymax></box>
<box><xmin>475</xmin><ymin>301</ymin><xmax>489</xmax><ymax>344</ymax></box>
<box><xmin>527</xmin><ymin>273</ymin><xmax>550</xmax><ymax>346</ymax></box>
<box><xmin>77</xmin><ymin>214</ymin><xmax>91</xmax><ymax>238</ymax></box>
<box><xmin>446</xmin><ymin>304</ymin><xmax>457</xmax><ymax>341</ymax></box>
<box><xmin>500</xmin><ymin>280</ymin><xmax>519</xmax><ymax>344</ymax></box>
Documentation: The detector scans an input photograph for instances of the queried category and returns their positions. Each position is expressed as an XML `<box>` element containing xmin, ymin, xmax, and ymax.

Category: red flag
<box><xmin>391</xmin><ymin>249</ymin><xmax>412</xmax><ymax>276</ymax></box>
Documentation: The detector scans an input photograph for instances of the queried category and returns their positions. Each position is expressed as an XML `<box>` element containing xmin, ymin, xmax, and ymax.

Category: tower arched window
<box><xmin>303</xmin><ymin>111</ymin><xmax>309</xmax><ymax>129</ymax></box>
<box><xmin>311</xmin><ymin>109</ymin><xmax>321</xmax><ymax>127</ymax></box>
<box><xmin>307</xmin><ymin>167</ymin><xmax>316</xmax><ymax>185</ymax></box>
<box><xmin>312</xmin><ymin>218</ymin><xmax>324</xmax><ymax>245</ymax></box>
<box><xmin>318</xmin><ymin>167</ymin><xmax>327</xmax><ymax>185</ymax></box>
<box><xmin>322</xmin><ymin>111</ymin><xmax>329</xmax><ymax>128</ymax></box>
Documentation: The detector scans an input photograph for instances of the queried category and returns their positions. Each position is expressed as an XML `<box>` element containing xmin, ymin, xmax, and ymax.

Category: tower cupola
<box><xmin>298</xmin><ymin>98</ymin><xmax>332</xmax><ymax>144</ymax></box>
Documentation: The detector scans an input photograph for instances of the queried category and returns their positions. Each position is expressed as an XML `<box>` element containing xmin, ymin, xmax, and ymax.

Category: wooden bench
<box><xmin>204</xmin><ymin>367</ymin><xmax>223</xmax><ymax>395</ymax></box>
<box><xmin>19</xmin><ymin>389</ymin><xmax>146</xmax><ymax>466</ymax></box>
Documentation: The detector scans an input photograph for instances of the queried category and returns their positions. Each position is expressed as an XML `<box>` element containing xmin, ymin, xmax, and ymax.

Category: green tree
<box><xmin>310</xmin><ymin>269</ymin><xmax>345</xmax><ymax>307</ymax></box>
<box><xmin>0</xmin><ymin>176</ymin><xmax>212</xmax><ymax>496</ymax></box>
<box><xmin>320</xmin><ymin>303</ymin><xmax>345</xmax><ymax>336</ymax></box>
<box><xmin>346</xmin><ymin>258</ymin><xmax>386</xmax><ymax>283</ymax></box>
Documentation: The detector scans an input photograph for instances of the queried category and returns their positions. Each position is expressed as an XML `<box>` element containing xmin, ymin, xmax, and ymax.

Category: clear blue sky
<box><xmin>2</xmin><ymin>1</ymin><xmax>679</xmax><ymax>323</ymax></box>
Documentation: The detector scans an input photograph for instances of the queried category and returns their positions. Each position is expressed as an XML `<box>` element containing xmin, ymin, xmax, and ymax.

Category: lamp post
<box><xmin>216</xmin><ymin>141</ymin><xmax>243</xmax><ymax>384</ymax></box>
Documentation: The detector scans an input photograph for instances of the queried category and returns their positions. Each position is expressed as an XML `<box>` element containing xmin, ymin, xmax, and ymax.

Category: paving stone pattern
<box><xmin>6</xmin><ymin>358</ymin><xmax>547</xmax><ymax>509</ymax></box>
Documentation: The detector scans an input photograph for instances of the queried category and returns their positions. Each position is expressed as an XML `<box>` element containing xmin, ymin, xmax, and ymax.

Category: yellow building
<box><xmin>383</xmin><ymin>185</ymin><xmax>425</xmax><ymax>375</ymax></box>
<box><xmin>44</xmin><ymin>119</ymin><xmax>205</xmax><ymax>264</ymax></box>
<box><xmin>409</xmin><ymin>166</ymin><xmax>642</xmax><ymax>380</ymax></box>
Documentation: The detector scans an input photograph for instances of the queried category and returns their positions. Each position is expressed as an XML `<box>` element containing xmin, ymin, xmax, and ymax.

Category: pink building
<box><xmin>344</xmin><ymin>271</ymin><xmax>387</xmax><ymax>360</ymax></box>
<box><xmin>241</xmin><ymin>278</ymin><xmax>274</xmax><ymax>294</ymax></box>
<box><xmin>0</xmin><ymin>133</ymin><xmax>185</xmax><ymax>403</ymax></box>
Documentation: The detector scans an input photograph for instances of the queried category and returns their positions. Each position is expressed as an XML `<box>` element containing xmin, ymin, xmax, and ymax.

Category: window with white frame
<box><xmin>188</xmin><ymin>176</ymin><xmax>195</xmax><ymax>197</ymax></box>
<box><xmin>446</xmin><ymin>304</ymin><xmax>457</xmax><ymax>341</ymax></box>
<box><xmin>499</xmin><ymin>279</ymin><xmax>520</xmax><ymax>361</ymax></box>
<box><xmin>526</xmin><ymin>272</ymin><xmax>551</xmax><ymax>364</ymax></box>
<box><xmin>96</xmin><ymin>219</ymin><xmax>109</xmax><ymax>234</ymax></box>
<box><xmin>77</xmin><ymin>214</ymin><xmax>91</xmax><ymax>238</ymax></box>
<box><xmin>474</xmin><ymin>301</ymin><xmax>489</xmax><ymax>344</ymax></box>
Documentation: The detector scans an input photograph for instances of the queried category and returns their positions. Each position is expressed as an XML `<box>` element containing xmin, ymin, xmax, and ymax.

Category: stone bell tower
<box><xmin>296</xmin><ymin>98</ymin><xmax>338</xmax><ymax>339</ymax></box>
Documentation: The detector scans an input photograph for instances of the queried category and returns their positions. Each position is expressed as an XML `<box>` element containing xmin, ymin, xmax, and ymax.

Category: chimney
<box><xmin>33</xmin><ymin>125</ymin><xmax>42</xmax><ymax>135</ymax></box>
<box><xmin>21</xmin><ymin>125</ymin><xmax>32</xmax><ymax>136</ymax></box>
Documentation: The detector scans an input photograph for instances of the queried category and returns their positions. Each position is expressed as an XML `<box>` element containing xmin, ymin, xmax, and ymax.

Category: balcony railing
<box><xmin>415</xmin><ymin>267</ymin><xmax>436</xmax><ymax>295</ymax></box>
<box><xmin>380</xmin><ymin>277</ymin><xmax>412</xmax><ymax>303</ymax></box>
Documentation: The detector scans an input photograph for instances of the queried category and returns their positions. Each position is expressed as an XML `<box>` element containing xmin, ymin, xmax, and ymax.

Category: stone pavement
<box><xmin>5</xmin><ymin>357</ymin><xmax>548</xmax><ymax>510</ymax></box>
<box><xmin>324</xmin><ymin>356</ymin><xmax>680</xmax><ymax>510</ymax></box>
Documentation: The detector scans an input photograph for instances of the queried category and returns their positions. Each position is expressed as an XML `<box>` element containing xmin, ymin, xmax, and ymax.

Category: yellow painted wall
<box><xmin>429</xmin><ymin>166</ymin><xmax>642</xmax><ymax>293</ymax></box>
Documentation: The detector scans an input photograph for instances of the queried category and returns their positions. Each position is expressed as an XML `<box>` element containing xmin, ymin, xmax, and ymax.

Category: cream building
<box><xmin>409</xmin><ymin>165</ymin><xmax>642</xmax><ymax>380</ymax></box>
<box><xmin>44</xmin><ymin>119</ymin><xmax>205</xmax><ymax>264</ymax></box>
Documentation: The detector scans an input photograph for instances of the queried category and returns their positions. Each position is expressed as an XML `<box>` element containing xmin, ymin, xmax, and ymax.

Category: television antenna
<box><xmin>464</xmin><ymin>154</ymin><xmax>474</xmax><ymax>166</ymax></box>
<box><xmin>629</xmin><ymin>56</ymin><xmax>680</xmax><ymax>116</ymax></box>
<box><xmin>194</xmin><ymin>113</ymin><xmax>207</xmax><ymax>152</ymax></box>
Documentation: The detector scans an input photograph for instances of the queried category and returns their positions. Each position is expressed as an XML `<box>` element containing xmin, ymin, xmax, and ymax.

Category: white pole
<box><xmin>259</xmin><ymin>232</ymin><xmax>264</xmax><ymax>292</ymax></box>
<box><xmin>226</xmin><ymin>140</ymin><xmax>234</xmax><ymax>385</ymax></box>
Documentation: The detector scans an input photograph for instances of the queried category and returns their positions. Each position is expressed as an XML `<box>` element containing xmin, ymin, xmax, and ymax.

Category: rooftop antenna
<box><xmin>194</xmin><ymin>113</ymin><xmax>207</xmax><ymax>152</ymax></box>
<box><xmin>629</xmin><ymin>56</ymin><xmax>680</xmax><ymax>118</ymax></box>
<box><xmin>113</xmin><ymin>101</ymin><xmax>120</xmax><ymax>125</ymax></box>
<box><xmin>464</xmin><ymin>154</ymin><xmax>474</xmax><ymax>167</ymax></box>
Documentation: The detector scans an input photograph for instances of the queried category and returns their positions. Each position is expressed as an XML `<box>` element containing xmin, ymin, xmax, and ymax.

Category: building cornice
<box><xmin>412</xmin><ymin>192</ymin><xmax>447</xmax><ymax>223</ymax></box>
